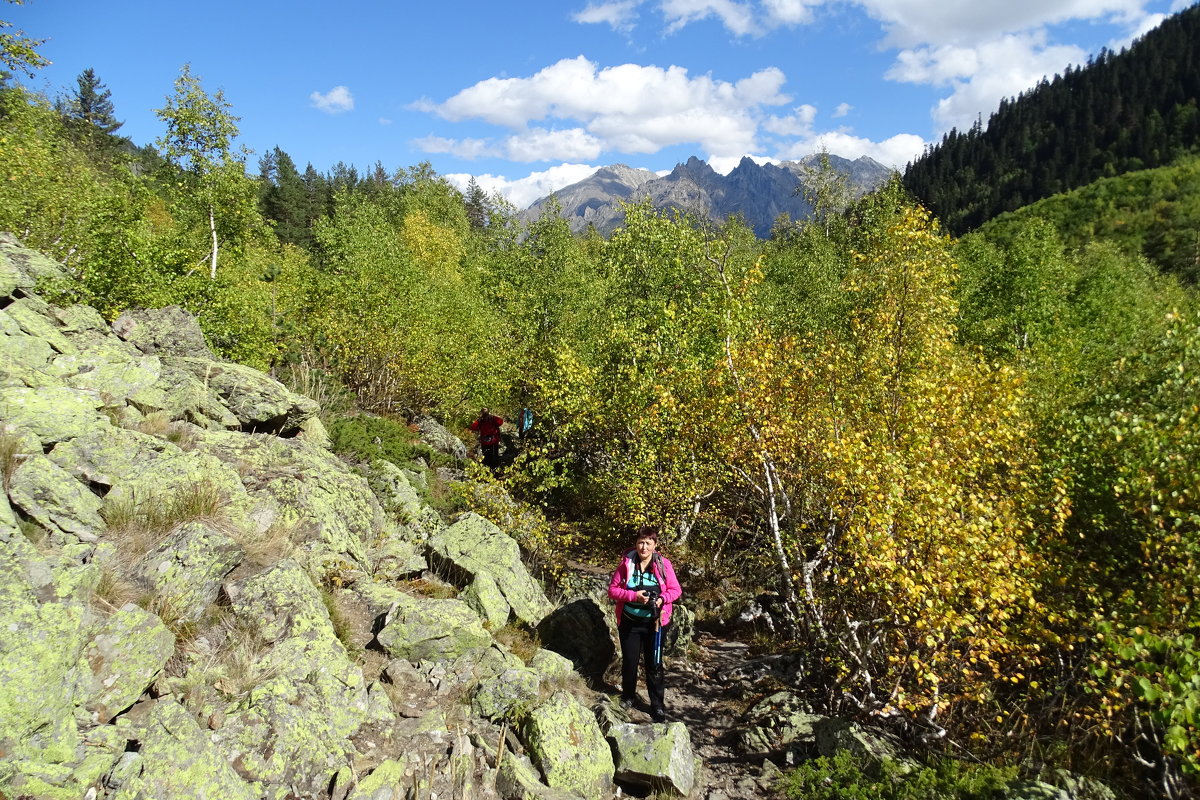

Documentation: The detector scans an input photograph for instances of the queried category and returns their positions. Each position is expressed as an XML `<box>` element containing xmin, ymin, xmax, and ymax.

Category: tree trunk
<box><xmin>208</xmin><ymin>204</ymin><xmax>219</xmax><ymax>280</ymax></box>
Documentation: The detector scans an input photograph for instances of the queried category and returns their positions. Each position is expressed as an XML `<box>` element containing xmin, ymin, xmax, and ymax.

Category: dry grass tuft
<box><xmin>493</xmin><ymin>624</ymin><xmax>541</xmax><ymax>664</ymax></box>
<box><xmin>102</xmin><ymin>480</ymin><xmax>228</xmax><ymax>558</ymax></box>
<box><xmin>92</xmin><ymin>564</ymin><xmax>142</xmax><ymax>611</ymax></box>
<box><xmin>1</xmin><ymin>430</ymin><xmax>29</xmax><ymax>491</ymax></box>
<box><xmin>234</xmin><ymin>518</ymin><xmax>301</xmax><ymax>567</ymax></box>
<box><xmin>133</xmin><ymin>411</ymin><xmax>197</xmax><ymax>450</ymax></box>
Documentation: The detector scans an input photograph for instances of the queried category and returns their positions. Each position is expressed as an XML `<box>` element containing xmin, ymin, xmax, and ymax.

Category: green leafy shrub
<box><xmin>327</xmin><ymin>413</ymin><xmax>452</xmax><ymax>470</ymax></box>
<box><xmin>781</xmin><ymin>752</ymin><xmax>1017</xmax><ymax>800</ymax></box>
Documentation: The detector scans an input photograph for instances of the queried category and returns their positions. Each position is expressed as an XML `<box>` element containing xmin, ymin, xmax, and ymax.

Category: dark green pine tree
<box><xmin>60</xmin><ymin>68</ymin><xmax>125</xmax><ymax>156</ymax></box>
<box><xmin>464</xmin><ymin>177</ymin><xmax>489</xmax><ymax>229</ymax></box>
<box><xmin>258</xmin><ymin>146</ymin><xmax>316</xmax><ymax>249</ymax></box>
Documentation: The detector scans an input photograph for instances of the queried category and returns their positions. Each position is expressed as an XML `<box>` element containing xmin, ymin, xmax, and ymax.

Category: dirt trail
<box><xmin>617</xmin><ymin>630</ymin><xmax>788</xmax><ymax>800</ymax></box>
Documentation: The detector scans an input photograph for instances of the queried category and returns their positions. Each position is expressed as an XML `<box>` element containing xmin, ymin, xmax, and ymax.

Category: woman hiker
<box><xmin>608</xmin><ymin>525</ymin><xmax>682</xmax><ymax>723</ymax></box>
<box><xmin>469</xmin><ymin>408</ymin><xmax>504</xmax><ymax>469</ymax></box>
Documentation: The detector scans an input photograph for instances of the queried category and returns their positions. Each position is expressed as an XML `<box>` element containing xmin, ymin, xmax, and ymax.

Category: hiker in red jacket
<box><xmin>469</xmin><ymin>408</ymin><xmax>504</xmax><ymax>468</ymax></box>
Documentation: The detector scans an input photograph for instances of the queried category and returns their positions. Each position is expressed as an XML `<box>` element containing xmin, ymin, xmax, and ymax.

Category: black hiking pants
<box><xmin>618</xmin><ymin>615</ymin><xmax>669</xmax><ymax>712</ymax></box>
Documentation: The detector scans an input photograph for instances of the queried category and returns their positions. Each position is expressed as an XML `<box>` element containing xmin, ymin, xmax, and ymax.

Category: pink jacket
<box><xmin>608</xmin><ymin>552</ymin><xmax>682</xmax><ymax>627</ymax></box>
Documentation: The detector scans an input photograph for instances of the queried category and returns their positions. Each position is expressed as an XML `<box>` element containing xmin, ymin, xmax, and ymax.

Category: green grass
<box><xmin>780</xmin><ymin>751</ymin><xmax>1018</xmax><ymax>800</ymax></box>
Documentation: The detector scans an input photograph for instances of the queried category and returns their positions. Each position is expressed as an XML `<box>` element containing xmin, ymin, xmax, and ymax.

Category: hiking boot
<box><xmin>651</xmin><ymin>707</ymin><xmax>667</xmax><ymax>723</ymax></box>
<box><xmin>619</xmin><ymin>696</ymin><xmax>637</xmax><ymax>709</ymax></box>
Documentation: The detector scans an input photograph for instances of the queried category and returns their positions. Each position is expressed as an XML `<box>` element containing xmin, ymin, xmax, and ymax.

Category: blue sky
<box><xmin>10</xmin><ymin>0</ymin><xmax>1193</xmax><ymax>207</ymax></box>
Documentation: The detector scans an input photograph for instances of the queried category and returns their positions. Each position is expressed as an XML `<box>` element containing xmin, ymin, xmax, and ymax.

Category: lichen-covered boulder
<box><xmin>608</xmin><ymin>721</ymin><xmax>696</xmax><ymax>797</ymax></box>
<box><xmin>528</xmin><ymin>648</ymin><xmax>577</xmax><ymax>685</ymax></box>
<box><xmin>114</xmin><ymin>698</ymin><xmax>257</xmax><ymax>800</ymax></box>
<box><xmin>1002</xmin><ymin>781</ymin><xmax>1073</xmax><ymax>800</ymax></box>
<box><xmin>7</xmin><ymin>453</ymin><xmax>104</xmax><ymax>542</ymax></box>
<box><xmin>815</xmin><ymin>717</ymin><xmax>908</xmax><ymax>773</ymax></box>
<box><xmin>0</xmin><ymin>231</ymin><xmax>67</xmax><ymax>294</ymax></box>
<box><xmin>369</xmin><ymin>458</ymin><xmax>425</xmax><ymax>523</ymax></box>
<box><xmin>462</xmin><ymin>570</ymin><xmax>511</xmax><ymax>629</ymax></box>
<box><xmin>472</xmin><ymin>667</ymin><xmax>540</xmax><ymax>721</ymax></box>
<box><xmin>375</xmin><ymin>592</ymin><xmax>492</xmax><ymax>662</ymax></box>
<box><xmin>5</xmin><ymin>296</ymin><xmax>75</xmax><ymax>355</ymax></box>
<box><xmin>214</xmin><ymin>561</ymin><xmax>370</xmax><ymax>799</ymax></box>
<box><xmin>81</xmin><ymin>603</ymin><xmax>175</xmax><ymax>723</ymax></box>
<box><xmin>497</xmin><ymin>751</ymin><xmax>587</xmax><ymax>800</ymax></box>
<box><xmin>111</xmin><ymin>305</ymin><xmax>217</xmax><ymax>360</ymax></box>
<box><xmin>140</xmin><ymin>521</ymin><xmax>244</xmax><ymax>622</ymax></box>
<box><xmin>148</xmin><ymin>361</ymin><xmax>241</xmax><ymax>429</ymax></box>
<box><xmin>413</xmin><ymin>414</ymin><xmax>468</xmax><ymax>460</ymax></box>
<box><xmin>0</xmin><ymin>385</ymin><xmax>108</xmax><ymax>444</ymax></box>
<box><xmin>737</xmin><ymin>690</ymin><xmax>824</xmax><ymax>756</ymax></box>
<box><xmin>197</xmin><ymin>431</ymin><xmax>379</xmax><ymax>567</ymax></box>
<box><xmin>369</xmin><ymin>522</ymin><xmax>428</xmax><ymax>583</ymax></box>
<box><xmin>0</xmin><ymin>529</ymin><xmax>96</xmax><ymax>766</ymax></box>
<box><xmin>428</xmin><ymin>513</ymin><xmax>553</xmax><ymax>626</ymax></box>
<box><xmin>521</xmin><ymin>690</ymin><xmax>614</xmax><ymax>800</ymax></box>
<box><xmin>50</xmin><ymin>347</ymin><xmax>168</xmax><ymax>410</ymax></box>
<box><xmin>166</xmin><ymin>356</ymin><xmax>317</xmax><ymax>435</ymax></box>
<box><xmin>535</xmin><ymin>598</ymin><xmax>614</xmax><ymax>680</ymax></box>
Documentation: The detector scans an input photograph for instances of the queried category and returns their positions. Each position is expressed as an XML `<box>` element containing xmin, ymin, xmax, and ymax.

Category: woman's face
<box><xmin>635</xmin><ymin>536</ymin><xmax>657</xmax><ymax>558</ymax></box>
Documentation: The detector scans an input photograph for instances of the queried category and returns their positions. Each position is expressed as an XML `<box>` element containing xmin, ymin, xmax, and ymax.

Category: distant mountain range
<box><xmin>521</xmin><ymin>153</ymin><xmax>895</xmax><ymax>237</ymax></box>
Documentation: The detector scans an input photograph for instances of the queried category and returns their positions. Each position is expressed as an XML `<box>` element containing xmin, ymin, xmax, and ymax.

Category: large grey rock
<box><xmin>0</xmin><ymin>232</ymin><xmax>68</xmax><ymax>294</ymax></box>
<box><xmin>535</xmin><ymin>597</ymin><xmax>614</xmax><ymax>680</ymax></box>
<box><xmin>166</xmin><ymin>356</ymin><xmax>318</xmax><ymax>435</ymax></box>
<box><xmin>472</xmin><ymin>667</ymin><xmax>540</xmax><ymax>721</ymax></box>
<box><xmin>413</xmin><ymin>414</ymin><xmax>468</xmax><ymax>460</ymax></box>
<box><xmin>198</xmin><ymin>431</ymin><xmax>380</xmax><ymax>567</ymax></box>
<box><xmin>140</xmin><ymin>521</ymin><xmax>244</xmax><ymax>622</ymax></box>
<box><xmin>376</xmin><ymin>592</ymin><xmax>492</xmax><ymax>662</ymax></box>
<box><xmin>81</xmin><ymin>603</ymin><xmax>175</xmax><ymax>723</ymax></box>
<box><xmin>608</xmin><ymin>721</ymin><xmax>696</xmax><ymax>797</ymax></box>
<box><xmin>112</xmin><ymin>305</ymin><xmax>217</xmax><ymax>360</ymax></box>
<box><xmin>521</xmin><ymin>690</ymin><xmax>614</xmax><ymax>800</ymax></box>
<box><xmin>497</xmin><ymin>751</ymin><xmax>586</xmax><ymax>800</ymax></box>
<box><xmin>7</xmin><ymin>452</ymin><xmax>104</xmax><ymax>542</ymax></box>
<box><xmin>428</xmin><ymin>513</ymin><xmax>553</xmax><ymax>625</ymax></box>
<box><xmin>462</xmin><ymin>570</ymin><xmax>512</xmax><ymax>629</ymax></box>
<box><xmin>738</xmin><ymin>690</ymin><xmax>823</xmax><ymax>756</ymax></box>
<box><xmin>368</xmin><ymin>458</ymin><xmax>424</xmax><ymax>523</ymax></box>
<box><xmin>0</xmin><ymin>385</ymin><xmax>108</xmax><ymax>444</ymax></box>
<box><xmin>214</xmin><ymin>561</ymin><xmax>370</xmax><ymax>798</ymax></box>
<box><xmin>115</xmin><ymin>698</ymin><xmax>257</xmax><ymax>800</ymax></box>
<box><xmin>0</xmin><ymin>528</ymin><xmax>96</xmax><ymax>766</ymax></box>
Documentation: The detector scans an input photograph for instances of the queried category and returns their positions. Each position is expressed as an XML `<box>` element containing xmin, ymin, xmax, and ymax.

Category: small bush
<box><xmin>328</xmin><ymin>413</ymin><xmax>453</xmax><ymax>470</ymax></box>
<box><xmin>780</xmin><ymin>751</ymin><xmax>1018</xmax><ymax>800</ymax></box>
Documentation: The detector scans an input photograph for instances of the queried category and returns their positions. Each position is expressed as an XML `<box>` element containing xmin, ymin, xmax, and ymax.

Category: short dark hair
<box><xmin>634</xmin><ymin>525</ymin><xmax>660</xmax><ymax>543</ymax></box>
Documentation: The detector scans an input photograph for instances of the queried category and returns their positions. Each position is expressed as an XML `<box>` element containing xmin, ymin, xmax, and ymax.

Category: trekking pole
<box><xmin>650</xmin><ymin>589</ymin><xmax>663</xmax><ymax>678</ymax></box>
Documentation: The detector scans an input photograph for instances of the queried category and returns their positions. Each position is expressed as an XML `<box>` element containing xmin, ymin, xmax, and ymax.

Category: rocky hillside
<box><xmin>0</xmin><ymin>233</ymin><xmax>696</xmax><ymax>800</ymax></box>
<box><xmin>521</xmin><ymin>154</ymin><xmax>895</xmax><ymax>237</ymax></box>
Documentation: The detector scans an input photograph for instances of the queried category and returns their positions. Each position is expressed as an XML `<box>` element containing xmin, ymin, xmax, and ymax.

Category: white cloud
<box><xmin>504</xmin><ymin>128</ymin><xmax>604</xmax><ymax>161</ymax></box>
<box><xmin>888</xmin><ymin>32</ymin><xmax>1088</xmax><ymax>131</ymax></box>
<box><xmin>660</xmin><ymin>0</ymin><xmax>760</xmax><ymax>35</ymax></box>
<box><xmin>422</xmin><ymin>57</ymin><xmax>790</xmax><ymax>161</ymax></box>
<box><xmin>378</xmin><ymin>118</ymin><xmax>393</xmax><ymax>125</ymax></box>
<box><xmin>833</xmin><ymin>102</ymin><xmax>852</xmax><ymax>118</ymax></box>
<box><xmin>776</xmin><ymin>131</ymin><xmax>925</xmax><ymax>170</ymax></box>
<box><xmin>854</xmin><ymin>0</ymin><xmax>1147</xmax><ymax>48</ymax></box>
<box><xmin>446</xmin><ymin>163</ymin><xmax>603</xmax><ymax>208</ymax></box>
<box><xmin>412</xmin><ymin>135</ymin><xmax>497</xmax><ymax>160</ymax></box>
<box><xmin>310</xmin><ymin>86</ymin><xmax>354</xmax><ymax>114</ymax></box>
<box><xmin>573</xmin><ymin>0</ymin><xmax>644</xmax><ymax>31</ymax></box>
<box><xmin>762</xmin><ymin>104</ymin><xmax>817</xmax><ymax>136</ymax></box>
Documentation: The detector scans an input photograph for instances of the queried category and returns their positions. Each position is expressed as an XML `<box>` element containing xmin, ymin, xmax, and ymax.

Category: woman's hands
<box><xmin>634</xmin><ymin>590</ymin><xmax>664</xmax><ymax>607</ymax></box>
